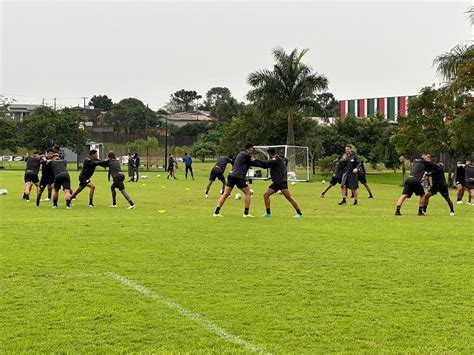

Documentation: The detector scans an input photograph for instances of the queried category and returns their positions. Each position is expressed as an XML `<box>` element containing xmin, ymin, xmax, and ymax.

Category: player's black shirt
<box><xmin>80</xmin><ymin>158</ymin><xmax>106</xmax><ymax>180</ymax></box>
<box><xmin>25</xmin><ymin>156</ymin><xmax>41</xmax><ymax>174</ymax></box>
<box><xmin>343</xmin><ymin>153</ymin><xmax>360</xmax><ymax>173</ymax></box>
<box><xmin>41</xmin><ymin>159</ymin><xmax>54</xmax><ymax>179</ymax></box>
<box><xmin>230</xmin><ymin>151</ymin><xmax>254</xmax><ymax>179</ymax></box>
<box><xmin>107</xmin><ymin>159</ymin><xmax>122</xmax><ymax>178</ymax></box>
<box><xmin>168</xmin><ymin>157</ymin><xmax>174</xmax><ymax>168</ymax></box>
<box><xmin>262</xmin><ymin>156</ymin><xmax>287</xmax><ymax>184</ymax></box>
<box><xmin>465</xmin><ymin>164</ymin><xmax>474</xmax><ymax>181</ymax></box>
<box><xmin>358</xmin><ymin>161</ymin><xmax>367</xmax><ymax>177</ymax></box>
<box><xmin>215</xmin><ymin>157</ymin><xmax>233</xmax><ymax>172</ymax></box>
<box><xmin>334</xmin><ymin>161</ymin><xmax>344</xmax><ymax>179</ymax></box>
<box><xmin>456</xmin><ymin>164</ymin><xmax>466</xmax><ymax>184</ymax></box>
<box><xmin>410</xmin><ymin>159</ymin><xmax>438</xmax><ymax>181</ymax></box>
<box><xmin>49</xmin><ymin>159</ymin><xmax>68</xmax><ymax>177</ymax></box>
<box><xmin>431</xmin><ymin>163</ymin><xmax>447</xmax><ymax>186</ymax></box>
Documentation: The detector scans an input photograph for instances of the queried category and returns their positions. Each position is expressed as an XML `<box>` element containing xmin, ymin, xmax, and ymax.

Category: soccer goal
<box><xmin>249</xmin><ymin>145</ymin><xmax>310</xmax><ymax>182</ymax></box>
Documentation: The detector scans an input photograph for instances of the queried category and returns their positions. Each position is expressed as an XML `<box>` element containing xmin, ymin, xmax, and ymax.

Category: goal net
<box><xmin>248</xmin><ymin>145</ymin><xmax>310</xmax><ymax>182</ymax></box>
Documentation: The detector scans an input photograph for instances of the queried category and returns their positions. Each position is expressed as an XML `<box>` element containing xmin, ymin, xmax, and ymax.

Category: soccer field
<box><xmin>0</xmin><ymin>165</ymin><xmax>472</xmax><ymax>352</ymax></box>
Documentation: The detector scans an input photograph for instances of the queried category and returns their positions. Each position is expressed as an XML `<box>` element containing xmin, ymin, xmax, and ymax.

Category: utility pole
<box><xmin>53</xmin><ymin>98</ymin><xmax>56</xmax><ymax>110</ymax></box>
<box><xmin>146</xmin><ymin>104</ymin><xmax>149</xmax><ymax>170</ymax></box>
<box><xmin>81</xmin><ymin>96</ymin><xmax>88</xmax><ymax>109</ymax></box>
<box><xmin>42</xmin><ymin>98</ymin><xmax>45</xmax><ymax>106</ymax></box>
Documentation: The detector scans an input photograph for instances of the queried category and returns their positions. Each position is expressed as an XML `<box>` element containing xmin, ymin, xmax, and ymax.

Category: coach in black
<box><xmin>339</xmin><ymin>145</ymin><xmax>361</xmax><ymax>206</ymax></box>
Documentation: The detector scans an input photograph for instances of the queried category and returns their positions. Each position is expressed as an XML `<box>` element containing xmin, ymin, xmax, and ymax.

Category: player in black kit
<box><xmin>104</xmin><ymin>151</ymin><xmax>135</xmax><ymax>209</ymax></box>
<box><xmin>23</xmin><ymin>151</ymin><xmax>42</xmax><ymax>201</ymax></box>
<box><xmin>36</xmin><ymin>149</ymin><xmax>55</xmax><ymax>206</ymax></box>
<box><xmin>339</xmin><ymin>145</ymin><xmax>361</xmax><ymax>206</ymax></box>
<box><xmin>320</xmin><ymin>154</ymin><xmax>346</xmax><ymax>198</ymax></box>
<box><xmin>422</xmin><ymin>156</ymin><xmax>455</xmax><ymax>216</ymax></box>
<box><xmin>465</xmin><ymin>159</ymin><xmax>474</xmax><ymax>204</ymax></box>
<box><xmin>395</xmin><ymin>153</ymin><xmax>438</xmax><ymax>216</ymax></box>
<box><xmin>205</xmin><ymin>155</ymin><xmax>233</xmax><ymax>198</ymax></box>
<box><xmin>213</xmin><ymin>143</ymin><xmax>261</xmax><ymax>218</ymax></box>
<box><xmin>48</xmin><ymin>153</ymin><xmax>73</xmax><ymax>209</ymax></box>
<box><xmin>70</xmin><ymin>149</ymin><xmax>107</xmax><ymax>207</ymax></box>
<box><xmin>260</xmin><ymin>148</ymin><xmax>302</xmax><ymax>218</ymax></box>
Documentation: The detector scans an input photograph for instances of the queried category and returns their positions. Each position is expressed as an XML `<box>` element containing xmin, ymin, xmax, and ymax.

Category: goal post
<box><xmin>248</xmin><ymin>145</ymin><xmax>310</xmax><ymax>182</ymax></box>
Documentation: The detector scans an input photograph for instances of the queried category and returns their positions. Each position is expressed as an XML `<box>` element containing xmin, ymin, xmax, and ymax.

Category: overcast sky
<box><xmin>1</xmin><ymin>0</ymin><xmax>472</xmax><ymax>110</ymax></box>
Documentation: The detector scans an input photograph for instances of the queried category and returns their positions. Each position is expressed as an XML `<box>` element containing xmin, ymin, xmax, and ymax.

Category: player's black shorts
<box><xmin>40</xmin><ymin>175</ymin><xmax>54</xmax><ymax>188</ymax></box>
<box><xmin>402</xmin><ymin>177</ymin><xmax>425</xmax><ymax>198</ymax></box>
<box><xmin>456</xmin><ymin>178</ymin><xmax>466</xmax><ymax>187</ymax></box>
<box><xmin>342</xmin><ymin>173</ymin><xmax>359</xmax><ymax>190</ymax></box>
<box><xmin>269</xmin><ymin>181</ymin><xmax>288</xmax><ymax>192</ymax></box>
<box><xmin>358</xmin><ymin>173</ymin><xmax>367</xmax><ymax>184</ymax></box>
<box><xmin>330</xmin><ymin>176</ymin><xmax>342</xmax><ymax>186</ymax></box>
<box><xmin>466</xmin><ymin>179</ymin><xmax>474</xmax><ymax>190</ymax></box>
<box><xmin>54</xmin><ymin>172</ymin><xmax>71</xmax><ymax>191</ymax></box>
<box><xmin>429</xmin><ymin>184</ymin><xmax>449</xmax><ymax>197</ymax></box>
<box><xmin>209</xmin><ymin>167</ymin><xmax>225</xmax><ymax>182</ymax></box>
<box><xmin>79</xmin><ymin>176</ymin><xmax>91</xmax><ymax>187</ymax></box>
<box><xmin>112</xmin><ymin>173</ymin><xmax>125</xmax><ymax>191</ymax></box>
<box><xmin>24</xmin><ymin>172</ymin><xmax>39</xmax><ymax>184</ymax></box>
<box><xmin>226</xmin><ymin>175</ymin><xmax>248</xmax><ymax>189</ymax></box>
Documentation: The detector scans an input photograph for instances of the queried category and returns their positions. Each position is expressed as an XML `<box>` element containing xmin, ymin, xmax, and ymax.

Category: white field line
<box><xmin>108</xmin><ymin>272</ymin><xmax>268</xmax><ymax>354</ymax></box>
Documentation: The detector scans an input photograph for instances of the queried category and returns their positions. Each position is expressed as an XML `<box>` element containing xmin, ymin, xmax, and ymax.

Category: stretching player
<box><xmin>104</xmin><ymin>151</ymin><xmax>135</xmax><ymax>209</ymax></box>
<box><xmin>395</xmin><ymin>153</ymin><xmax>437</xmax><ymax>216</ymax></box>
<box><xmin>456</xmin><ymin>160</ymin><xmax>472</xmax><ymax>205</ymax></box>
<box><xmin>320</xmin><ymin>155</ymin><xmax>346</xmax><ymax>198</ymax></box>
<box><xmin>260</xmin><ymin>148</ymin><xmax>302</xmax><ymax>218</ymax></box>
<box><xmin>213</xmin><ymin>143</ymin><xmax>261</xmax><ymax>218</ymax></box>
<box><xmin>423</xmin><ymin>157</ymin><xmax>455</xmax><ymax>216</ymax></box>
<box><xmin>22</xmin><ymin>151</ymin><xmax>42</xmax><ymax>201</ymax></box>
<box><xmin>357</xmin><ymin>161</ymin><xmax>374</xmax><ymax>198</ymax></box>
<box><xmin>205</xmin><ymin>155</ymin><xmax>233</xmax><ymax>198</ymax></box>
<box><xmin>48</xmin><ymin>153</ymin><xmax>72</xmax><ymax>209</ymax></box>
<box><xmin>36</xmin><ymin>149</ymin><xmax>55</xmax><ymax>206</ymax></box>
<box><xmin>70</xmin><ymin>149</ymin><xmax>107</xmax><ymax>207</ymax></box>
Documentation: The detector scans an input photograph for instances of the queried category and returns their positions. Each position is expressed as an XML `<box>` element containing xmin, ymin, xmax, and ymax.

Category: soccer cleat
<box><xmin>395</xmin><ymin>211</ymin><xmax>401</xmax><ymax>216</ymax></box>
<box><xmin>353</xmin><ymin>201</ymin><xmax>358</xmax><ymax>206</ymax></box>
<box><xmin>204</xmin><ymin>194</ymin><xmax>208</xmax><ymax>199</ymax></box>
<box><xmin>338</xmin><ymin>200</ymin><xmax>346</xmax><ymax>206</ymax></box>
<box><xmin>449</xmin><ymin>212</ymin><xmax>455</xmax><ymax>216</ymax></box>
<box><xmin>66</xmin><ymin>206</ymin><xmax>71</xmax><ymax>210</ymax></box>
<box><xmin>26</xmin><ymin>199</ymin><xmax>30</xmax><ymax>202</ymax></box>
<box><xmin>417</xmin><ymin>212</ymin><xmax>425</xmax><ymax>216</ymax></box>
<box><xmin>72</xmin><ymin>197</ymin><xmax>77</xmax><ymax>201</ymax></box>
<box><xmin>456</xmin><ymin>201</ymin><xmax>462</xmax><ymax>205</ymax></box>
<box><xmin>127</xmin><ymin>205</ymin><xmax>136</xmax><ymax>210</ymax></box>
<box><xmin>52</xmin><ymin>205</ymin><xmax>58</xmax><ymax>209</ymax></box>
<box><xmin>293</xmin><ymin>213</ymin><xmax>303</xmax><ymax>218</ymax></box>
<box><xmin>89</xmin><ymin>204</ymin><xmax>95</xmax><ymax>208</ymax></box>
<box><xmin>43</xmin><ymin>197</ymin><xmax>50</xmax><ymax>201</ymax></box>
<box><xmin>467</xmin><ymin>202</ymin><xmax>473</xmax><ymax>206</ymax></box>
<box><xmin>261</xmin><ymin>213</ymin><xmax>272</xmax><ymax>218</ymax></box>
<box><xmin>213</xmin><ymin>213</ymin><xmax>223</xmax><ymax>217</ymax></box>
<box><xmin>369</xmin><ymin>195</ymin><xmax>374</xmax><ymax>199</ymax></box>
<box><xmin>243</xmin><ymin>214</ymin><xmax>255</xmax><ymax>218</ymax></box>
<box><xmin>109</xmin><ymin>205</ymin><xmax>117</xmax><ymax>208</ymax></box>
<box><xmin>320</xmin><ymin>194</ymin><xmax>325</xmax><ymax>198</ymax></box>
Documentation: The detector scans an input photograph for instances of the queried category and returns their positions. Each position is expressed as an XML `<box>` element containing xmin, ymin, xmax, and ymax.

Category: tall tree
<box><xmin>205</xmin><ymin>87</ymin><xmax>232</xmax><ymax>108</ymax></box>
<box><xmin>89</xmin><ymin>95</ymin><xmax>113</xmax><ymax>111</ymax></box>
<box><xmin>106</xmin><ymin>98</ymin><xmax>158</xmax><ymax>134</ymax></box>
<box><xmin>247</xmin><ymin>47</ymin><xmax>328</xmax><ymax>146</ymax></box>
<box><xmin>21</xmin><ymin>107</ymin><xmax>87</xmax><ymax>152</ymax></box>
<box><xmin>171</xmin><ymin>89</ymin><xmax>202</xmax><ymax>112</ymax></box>
<box><xmin>0</xmin><ymin>106</ymin><xmax>21</xmax><ymax>151</ymax></box>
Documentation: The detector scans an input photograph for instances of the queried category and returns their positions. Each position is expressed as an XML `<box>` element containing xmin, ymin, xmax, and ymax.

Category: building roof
<box><xmin>7</xmin><ymin>104</ymin><xmax>42</xmax><ymax>112</ymax></box>
<box><xmin>169</xmin><ymin>111</ymin><xmax>215</xmax><ymax>122</ymax></box>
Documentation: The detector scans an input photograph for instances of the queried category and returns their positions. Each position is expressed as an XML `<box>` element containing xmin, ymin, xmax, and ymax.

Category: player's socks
<box><xmin>296</xmin><ymin>209</ymin><xmax>302</xmax><ymax>216</ymax></box>
<box><xmin>266</xmin><ymin>208</ymin><xmax>271</xmax><ymax>215</ymax></box>
<box><xmin>423</xmin><ymin>205</ymin><xmax>428</xmax><ymax>213</ymax></box>
<box><xmin>89</xmin><ymin>198</ymin><xmax>93</xmax><ymax>206</ymax></box>
<box><xmin>418</xmin><ymin>206</ymin><xmax>425</xmax><ymax>215</ymax></box>
<box><xmin>214</xmin><ymin>207</ymin><xmax>221</xmax><ymax>215</ymax></box>
<box><xmin>244</xmin><ymin>208</ymin><xmax>249</xmax><ymax>216</ymax></box>
<box><xmin>25</xmin><ymin>193</ymin><xmax>30</xmax><ymax>201</ymax></box>
<box><xmin>36</xmin><ymin>197</ymin><xmax>40</xmax><ymax>207</ymax></box>
<box><xmin>128</xmin><ymin>200</ymin><xmax>134</xmax><ymax>206</ymax></box>
<box><xmin>66</xmin><ymin>199</ymin><xmax>71</xmax><ymax>207</ymax></box>
<box><xmin>48</xmin><ymin>192</ymin><xmax>52</xmax><ymax>199</ymax></box>
<box><xmin>369</xmin><ymin>193</ymin><xmax>373</xmax><ymax>198</ymax></box>
<box><xmin>395</xmin><ymin>206</ymin><xmax>401</xmax><ymax>215</ymax></box>
<box><xmin>353</xmin><ymin>200</ymin><xmax>358</xmax><ymax>206</ymax></box>
<box><xmin>338</xmin><ymin>198</ymin><xmax>346</xmax><ymax>205</ymax></box>
<box><xmin>53</xmin><ymin>199</ymin><xmax>58</xmax><ymax>207</ymax></box>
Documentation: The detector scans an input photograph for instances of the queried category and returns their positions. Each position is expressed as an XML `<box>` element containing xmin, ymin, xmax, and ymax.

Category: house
<box><xmin>7</xmin><ymin>104</ymin><xmax>42</xmax><ymax>122</ymax></box>
<box><xmin>168</xmin><ymin>111</ymin><xmax>215</xmax><ymax>128</ymax></box>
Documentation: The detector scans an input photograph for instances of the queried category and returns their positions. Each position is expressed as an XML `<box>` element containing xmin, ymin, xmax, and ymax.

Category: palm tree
<box><xmin>433</xmin><ymin>43</ymin><xmax>474</xmax><ymax>93</ymax></box>
<box><xmin>247</xmin><ymin>47</ymin><xmax>328</xmax><ymax>146</ymax></box>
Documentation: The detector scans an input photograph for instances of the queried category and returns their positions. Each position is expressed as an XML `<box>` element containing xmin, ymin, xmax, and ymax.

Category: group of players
<box><xmin>23</xmin><ymin>146</ymin><xmax>135</xmax><ymax>209</ymax></box>
<box><xmin>22</xmin><ymin>143</ymin><xmax>473</xmax><ymax>217</ymax></box>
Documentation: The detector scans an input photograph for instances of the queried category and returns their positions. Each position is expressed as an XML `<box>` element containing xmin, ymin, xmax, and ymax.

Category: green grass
<box><xmin>0</xmin><ymin>163</ymin><xmax>473</xmax><ymax>352</ymax></box>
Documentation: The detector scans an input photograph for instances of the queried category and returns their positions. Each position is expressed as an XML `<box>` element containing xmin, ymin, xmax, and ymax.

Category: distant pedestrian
<box><xmin>128</xmin><ymin>153</ymin><xmax>135</xmax><ymax>182</ymax></box>
<box><xmin>133</xmin><ymin>153</ymin><xmax>140</xmax><ymax>181</ymax></box>
<box><xmin>183</xmin><ymin>152</ymin><xmax>194</xmax><ymax>180</ymax></box>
